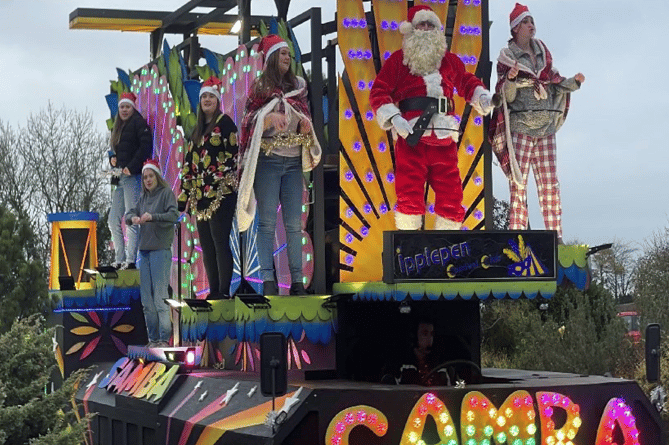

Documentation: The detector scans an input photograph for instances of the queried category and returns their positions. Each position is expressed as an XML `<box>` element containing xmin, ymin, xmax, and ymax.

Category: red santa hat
<box><xmin>142</xmin><ymin>159</ymin><xmax>162</xmax><ymax>176</ymax></box>
<box><xmin>259</xmin><ymin>34</ymin><xmax>289</xmax><ymax>66</ymax></box>
<box><xmin>118</xmin><ymin>92</ymin><xmax>137</xmax><ymax>108</ymax></box>
<box><xmin>199</xmin><ymin>76</ymin><xmax>222</xmax><ymax>100</ymax></box>
<box><xmin>509</xmin><ymin>3</ymin><xmax>532</xmax><ymax>30</ymax></box>
<box><xmin>399</xmin><ymin>5</ymin><xmax>442</xmax><ymax>35</ymax></box>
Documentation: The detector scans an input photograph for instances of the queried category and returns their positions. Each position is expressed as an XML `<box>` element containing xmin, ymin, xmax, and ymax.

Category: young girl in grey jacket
<box><xmin>125</xmin><ymin>159</ymin><xmax>179</xmax><ymax>347</ymax></box>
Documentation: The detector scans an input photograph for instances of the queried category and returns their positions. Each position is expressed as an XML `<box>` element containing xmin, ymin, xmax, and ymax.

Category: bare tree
<box><xmin>589</xmin><ymin>238</ymin><xmax>637</xmax><ymax>303</ymax></box>
<box><xmin>0</xmin><ymin>104</ymin><xmax>110</xmax><ymax>264</ymax></box>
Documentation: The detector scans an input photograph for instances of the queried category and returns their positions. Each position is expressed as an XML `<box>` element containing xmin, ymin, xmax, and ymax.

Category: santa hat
<box><xmin>199</xmin><ymin>76</ymin><xmax>222</xmax><ymax>100</ymax></box>
<box><xmin>259</xmin><ymin>34</ymin><xmax>289</xmax><ymax>66</ymax></box>
<box><xmin>142</xmin><ymin>159</ymin><xmax>162</xmax><ymax>176</ymax></box>
<box><xmin>509</xmin><ymin>3</ymin><xmax>532</xmax><ymax>30</ymax></box>
<box><xmin>118</xmin><ymin>92</ymin><xmax>137</xmax><ymax>108</ymax></box>
<box><xmin>399</xmin><ymin>5</ymin><xmax>442</xmax><ymax>35</ymax></box>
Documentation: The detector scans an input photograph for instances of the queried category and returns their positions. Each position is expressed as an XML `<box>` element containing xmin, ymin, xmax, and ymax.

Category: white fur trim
<box><xmin>434</xmin><ymin>215</ymin><xmax>461</xmax><ymax>230</ymax></box>
<box><xmin>142</xmin><ymin>163</ymin><xmax>161</xmax><ymax>176</ymax></box>
<box><xmin>470</xmin><ymin>85</ymin><xmax>492</xmax><ymax>115</ymax></box>
<box><xmin>405</xmin><ymin>114</ymin><xmax>459</xmax><ymax>142</ymax></box>
<box><xmin>199</xmin><ymin>86</ymin><xmax>220</xmax><ymax>100</ymax></box>
<box><xmin>395</xmin><ymin>212</ymin><xmax>422</xmax><ymax>230</ymax></box>
<box><xmin>412</xmin><ymin>9</ymin><xmax>441</xmax><ymax>28</ymax></box>
<box><xmin>423</xmin><ymin>72</ymin><xmax>443</xmax><ymax>98</ymax></box>
<box><xmin>118</xmin><ymin>98</ymin><xmax>135</xmax><ymax>108</ymax></box>
<box><xmin>375</xmin><ymin>103</ymin><xmax>401</xmax><ymax>130</ymax></box>
<box><xmin>236</xmin><ymin>77</ymin><xmax>321</xmax><ymax>232</ymax></box>
<box><xmin>510</xmin><ymin>11</ymin><xmax>531</xmax><ymax>30</ymax></box>
<box><xmin>399</xmin><ymin>21</ymin><xmax>413</xmax><ymax>35</ymax></box>
<box><xmin>264</xmin><ymin>42</ymin><xmax>289</xmax><ymax>66</ymax></box>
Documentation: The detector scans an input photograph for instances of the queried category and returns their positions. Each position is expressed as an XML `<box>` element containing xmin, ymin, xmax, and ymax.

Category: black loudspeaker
<box><xmin>646</xmin><ymin>323</ymin><xmax>661</xmax><ymax>383</ymax></box>
<box><xmin>260</xmin><ymin>332</ymin><xmax>287</xmax><ymax>397</ymax></box>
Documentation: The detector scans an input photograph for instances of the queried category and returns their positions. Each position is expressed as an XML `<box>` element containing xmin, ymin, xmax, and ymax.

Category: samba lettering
<box><xmin>325</xmin><ymin>390</ymin><xmax>641</xmax><ymax>445</ymax></box>
<box><xmin>98</xmin><ymin>358</ymin><xmax>178</xmax><ymax>402</ymax></box>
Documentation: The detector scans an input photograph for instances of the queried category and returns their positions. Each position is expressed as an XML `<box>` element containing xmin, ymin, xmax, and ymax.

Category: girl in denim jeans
<box><xmin>237</xmin><ymin>35</ymin><xmax>321</xmax><ymax>296</ymax></box>
<box><xmin>126</xmin><ymin>160</ymin><xmax>179</xmax><ymax>347</ymax></box>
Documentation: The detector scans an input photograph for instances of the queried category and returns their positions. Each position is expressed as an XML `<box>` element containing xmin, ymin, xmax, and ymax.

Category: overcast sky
<box><xmin>1</xmin><ymin>0</ymin><xmax>667</xmax><ymax>251</ymax></box>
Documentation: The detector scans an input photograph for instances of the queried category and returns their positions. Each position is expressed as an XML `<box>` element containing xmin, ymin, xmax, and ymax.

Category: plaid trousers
<box><xmin>508</xmin><ymin>132</ymin><xmax>562</xmax><ymax>238</ymax></box>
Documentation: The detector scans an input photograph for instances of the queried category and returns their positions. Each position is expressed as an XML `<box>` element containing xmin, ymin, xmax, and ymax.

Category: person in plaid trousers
<box><xmin>489</xmin><ymin>3</ymin><xmax>584</xmax><ymax>241</ymax></box>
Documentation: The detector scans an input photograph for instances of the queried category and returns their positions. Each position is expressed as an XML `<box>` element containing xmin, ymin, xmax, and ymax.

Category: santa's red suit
<box><xmin>369</xmin><ymin>5</ymin><xmax>493</xmax><ymax>230</ymax></box>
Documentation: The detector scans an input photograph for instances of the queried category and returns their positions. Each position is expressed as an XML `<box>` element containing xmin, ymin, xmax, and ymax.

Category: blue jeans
<box><xmin>108</xmin><ymin>174</ymin><xmax>140</xmax><ymax>263</ymax></box>
<box><xmin>139</xmin><ymin>249</ymin><xmax>172</xmax><ymax>343</ymax></box>
<box><xmin>253</xmin><ymin>153</ymin><xmax>304</xmax><ymax>284</ymax></box>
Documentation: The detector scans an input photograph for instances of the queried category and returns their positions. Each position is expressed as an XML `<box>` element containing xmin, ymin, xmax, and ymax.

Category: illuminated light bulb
<box><xmin>465</xmin><ymin>424</ymin><xmax>476</xmax><ymax>436</ymax></box>
<box><xmin>306</xmin><ymin>254</ymin><xmax>312</xmax><ymax>261</ymax></box>
<box><xmin>556</xmin><ymin>430</ymin><xmax>565</xmax><ymax>440</ymax></box>
<box><xmin>509</xmin><ymin>425</ymin><xmax>519</xmax><ymax>436</ymax></box>
<box><xmin>474</xmin><ymin>116</ymin><xmax>482</xmax><ymax>126</ymax></box>
<box><xmin>544</xmin><ymin>407</ymin><xmax>553</xmax><ymax>417</ymax></box>
<box><xmin>360</xmin><ymin>226</ymin><xmax>369</xmax><ymax>237</ymax></box>
<box><xmin>488</xmin><ymin>408</ymin><xmax>496</xmax><ymax>419</ymax></box>
<box><xmin>344</xmin><ymin>171</ymin><xmax>354</xmax><ymax>182</ymax></box>
<box><xmin>345</xmin><ymin>254</ymin><xmax>354</xmax><ymax>265</ymax></box>
<box><xmin>474</xmin><ymin>209</ymin><xmax>484</xmax><ymax>220</ymax></box>
<box><xmin>469</xmin><ymin>397</ymin><xmax>479</xmax><ymax>408</ymax></box>
<box><xmin>466</xmin><ymin>411</ymin><xmax>475</xmax><ymax>422</ymax></box>
<box><xmin>527</xmin><ymin>424</ymin><xmax>537</xmax><ymax>435</ymax></box>
<box><xmin>483</xmin><ymin>425</ymin><xmax>493</xmax><ymax>436</ymax></box>
<box><xmin>386</xmin><ymin>172</ymin><xmax>395</xmax><ymax>183</ymax></box>
<box><xmin>363</xmin><ymin>203</ymin><xmax>372</xmax><ymax>214</ymax></box>
<box><xmin>353</xmin><ymin>141</ymin><xmax>362</xmax><ymax>152</ymax></box>
<box><xmin>439</xmin><ymin>412</ymin><xmax>449</xmax><ymax>423</ymax></box>
<box><xmin>572</xmin><ymin>417</ymin><xmax>581</xmax><ymax>428</ymax></box>
<box><xmin>512</xmin><ymin>440</ymin><xmax>522</xmax><ymax>445</ymax></box>
<box><xmin>384</xmin><ymin>51</ymin><xmax>391</xmax><ymax>60</ymax></box>
<box><xmin>356</xmin><ymin>410</ymin><xmax>366</xmax><ymax>423</ymax></box>
<box><xmin>466</xmin><ymin>144</ymin><xmax>476</xmax><ymax>155</ymax></box>
<box><xmin>345</xmin><ymin>233</ymin><xmax>354</xmax><ymax>244</ymax></box>
<box><xmin>335</xmin><ymin>422</ymin><xmax>345</xmax><ymax>434</ymax></box>
<box><xmin>357</xmin><ymin>80</ymin><xmax>366</xmax><ymax>90</ymax></box>
<box><xmin>496</xmin><ymin>416</ymin><xmax>506</xmax><ymax>427</ymax></box>
<box><xmin>527</xmin><ymin>410</ymin><xmax>535</xmax><ymax>421</ymax></box>
<box><xmin>344</xmin><ymin>109</ymin><xmax>353</xmax><ymax>119</ymax></box>
<box><xmin>302</xmin><ymin>237</ymin><xmax>307</xmax><ymax>245</ymax></box>
<box><xmin>368</xmin><ymin>414</ymin><xmax>377</xmax><ymax>425</ymax></box>
<box><xmin>443</xmin><ymin>425</ymin><xmax>453</xmax><ymax>436</ymax></box>
<box><xmin>413</xmin><ymin>417</ymin><xmax>422</xmax><ymax>428</ymax></box>
<box><xmin>365</xmin><ymin>171</ymin><xmax>374</xmax><ymax>182</ymax></box>
<box><xmin>377</xmin><ymin>423</ymin><xmax>387</xmax><ymax>434</ymax></box>
<box><xmin>546</xmin><ymin>436</ymin><xmax>555</xmax><ymax>445</ymax></box>
<box><xmin>344</xmin><ymin>413</ymin><xmax>354</xmax><ymax>424</ymax></box>
<box><xmin>378</xmin><ymin>141</ymin><xmax>387</xmax><ymax>152</ymax></box>
<box><xmin>390</xmin><ymin>21</ymin><xmax>398</xmax><ymax>30</ymax></box>
<box><xmin>380</xmin><ymin>20</ymin><xmax>389</xmax><ymax>30</ymax></box>
<box><xmin>467</xmin><ymin>440</ymin><xmax>476</xmax><ymax>445</ymax></box>
<box><xmin>408</xmin><ymin>432</ymin><xmax>418</xmax><ymax>443</ymax></box>
<box><xmin>345</xmin><ymin>208</ymin><xmax>354</xmax><ymax>218</ymax></box>
<box><xmin>496</xmin><ymin>432</ymin><xmax>507</xmax><ymax>443</ymax></box>
<box><xmin>365</xmin><ymin>111</ymin><xmax>374</xmax><ymax>121</ymax></box>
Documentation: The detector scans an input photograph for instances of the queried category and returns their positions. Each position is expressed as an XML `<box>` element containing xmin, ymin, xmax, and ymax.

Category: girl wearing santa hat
<box><xmin>178</xmin><ymin>76</ymin><xmax>239</xmax><ymax>299</ymax></box>
<box><xmin>489</xmin><ymin>3</ymin><xmax>585</xmax><ymax>242</ymax></box>
<box><xmin>237</xmin><ymin>34</ymin><xmax>322</xmax><ymax>296</ymax></box>
<box><xmin>125</xmin><ymin>159</ymin><xmax>179</xmax><ymax>347</ymax></box>
<box><xmin>108</xmin><ymin>92</ymin><xmax>152</xmax><ymax>270</ymax></box>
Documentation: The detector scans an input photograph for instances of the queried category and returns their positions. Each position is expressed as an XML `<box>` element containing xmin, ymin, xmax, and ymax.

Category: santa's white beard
<box><xmin>402</xmin><ymin>29</ymin><xmax>447</xmax><ymax>76</ymax></box>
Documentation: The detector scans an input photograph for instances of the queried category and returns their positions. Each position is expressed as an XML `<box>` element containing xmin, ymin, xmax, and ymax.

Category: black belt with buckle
<box><xmin>399</xmin><ymin>96</ymin><xmax>452</xmax><ymax>147</ymax></box>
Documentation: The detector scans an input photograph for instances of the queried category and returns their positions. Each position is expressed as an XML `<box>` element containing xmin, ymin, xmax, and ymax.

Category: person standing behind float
<box><xmin>108</xmin><ymin>92</ymin><xmax>152</xmax><ymax>269</ymax></box>
<box><xmin>237</xmin><ymin>34</ymin><xmax>322</xmax><ymax>297</ymax></box>
<box><xmin>178</xmin><ymin>77</ymin><xmax>239</xmax><ymax>299</ymax></box>
<box><xmin>125</xmin><ymin>159</ymin><xmax>179</xmax><ymax>347</ymax></box>
<box><xmin>489</xmin><ymin>3</ymin><xmax>584</xmax><ymax>242</ymax></box>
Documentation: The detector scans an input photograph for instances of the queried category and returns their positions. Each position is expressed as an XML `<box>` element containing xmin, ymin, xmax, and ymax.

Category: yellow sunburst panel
<box><xmin>451</xmin><ymin>0</ymin><xmax>483</xmax><ymax>76</ymax></box>
<box><xmin>371</xmin><ymin>0</ymin><xmax>406</xmax><ymax>66</ymax></box>
<box><xmin>338</xmin><ymin>0</ymin><xmax>376</xmax><ymax>110</ymax></box>
<box><xmin>338</xmin><ymin>79</ymin><xmax>392</xmax><ymax>214</ymax></box>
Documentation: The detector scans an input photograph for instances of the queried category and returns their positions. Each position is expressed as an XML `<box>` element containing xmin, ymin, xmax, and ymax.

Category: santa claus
<box><xmin>370</xmin><ymin>5</ymin><xmax>494</xmax><ymax>230</ymax></box>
